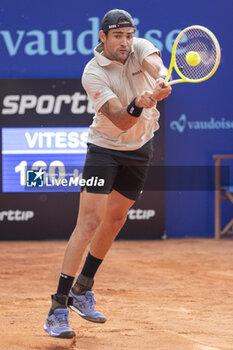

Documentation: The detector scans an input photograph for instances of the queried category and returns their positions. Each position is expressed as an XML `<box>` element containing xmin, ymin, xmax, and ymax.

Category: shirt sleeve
<box><xmin>82</xmin><ymin>72</ymin><xmax>117</xmax><ymax>113</ymax></box>
<box><xmin>133</xmin><ymin>38</ymin><xmax>161</xmax><ymax>65</ymax></box>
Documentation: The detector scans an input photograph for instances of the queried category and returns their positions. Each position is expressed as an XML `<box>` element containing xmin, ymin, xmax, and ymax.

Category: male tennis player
<box><xmin>44</xmin><ymin>9</ymin><xmax>171</xmax><ymax>338</ymax></box>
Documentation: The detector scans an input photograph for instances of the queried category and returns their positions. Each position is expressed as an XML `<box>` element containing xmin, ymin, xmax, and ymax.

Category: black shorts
<box><xmin>81</xmin><ymin>138</ymin><xmax>154</xmax><ymax>201</ymax></box>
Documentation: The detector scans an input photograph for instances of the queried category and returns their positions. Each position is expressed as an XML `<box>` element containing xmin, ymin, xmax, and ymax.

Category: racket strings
<box><xmin>175</xmin><ymin>28</ymin><xmax>217</xmax><ymax>80</ymax></box>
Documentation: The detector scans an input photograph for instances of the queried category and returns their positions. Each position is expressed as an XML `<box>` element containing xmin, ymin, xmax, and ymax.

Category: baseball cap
<box><xmin>101</xmin><ymin>9</ymin><xmax>135</xmax><ymax>33</ymax></box>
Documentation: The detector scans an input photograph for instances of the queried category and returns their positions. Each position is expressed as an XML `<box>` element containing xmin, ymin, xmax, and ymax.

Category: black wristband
<box><xmin>126</xmin><ymin>97</ymin><xmax>143</xmax><ymax>118</ymax></box>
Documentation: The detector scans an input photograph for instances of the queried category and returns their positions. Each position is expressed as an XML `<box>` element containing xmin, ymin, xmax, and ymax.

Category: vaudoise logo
<box><xmin>170</xmin><ymin>114</ymin><xmax>233</xmax><ymax>133</ymax></box>
<box><xmin>170</xmin><ymin>114</ymin><xmax>187</xmax><ymax>133</ymax></box>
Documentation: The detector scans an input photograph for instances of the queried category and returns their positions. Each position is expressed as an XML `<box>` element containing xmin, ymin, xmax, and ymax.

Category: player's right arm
<box><xmin>100</xmin><ymin>98</ymin><xmax>137</xmax><ymax>131</ymax></box>
<box><xmin>82</xmin><ymin>70</ymin><xmax>171</xmax><ymax>132</ymax></box>
<box><xmin>99</xmin><ymin>94</ymin><xmax>153</xmax><ymax>131</ymax></box>
<box><xmin>99</xmin><ymin>79</ymin><xmax>171</xmax><ymax>131</ymax></box>
<box><xmin>100</xmin><ymin>92</ymin><xmax>156</xmax><ymax>131</ymax></box>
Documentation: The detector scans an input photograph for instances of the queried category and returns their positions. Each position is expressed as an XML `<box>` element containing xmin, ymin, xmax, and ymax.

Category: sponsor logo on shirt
<box><xmin>132</xmin><ymin>70</ymin><xmax>142</xmax><ymax>76</ymax></box>
<box><xmin>93</xmin><ymin>91</ymin><xmax>101</xmax><ymax>99</ymax></box>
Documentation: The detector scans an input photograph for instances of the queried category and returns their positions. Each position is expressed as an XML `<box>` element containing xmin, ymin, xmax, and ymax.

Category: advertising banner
<box><xmin>0</xmin><ymin>78</ymin><xmax>165</xmax><ymax>240</ymax></box>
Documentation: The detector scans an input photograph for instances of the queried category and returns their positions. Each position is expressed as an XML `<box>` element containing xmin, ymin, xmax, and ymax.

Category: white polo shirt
<box><xmin>82</xmin><ymin>37</ymin><xmax>161</xmax><ymax>151</ymax></box>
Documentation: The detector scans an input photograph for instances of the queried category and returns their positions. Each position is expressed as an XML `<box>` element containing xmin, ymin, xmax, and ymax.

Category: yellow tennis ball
<box><xmin>185</xmin><ymin>51</ymin><xmax>201</xmax><ymax>66</ymax></box>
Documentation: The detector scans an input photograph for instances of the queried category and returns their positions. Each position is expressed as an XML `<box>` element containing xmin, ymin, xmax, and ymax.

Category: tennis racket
<box><xmin>165</xmin><ymin>25</ymin><xmax>221</xmax><ymax>86</ymax></box>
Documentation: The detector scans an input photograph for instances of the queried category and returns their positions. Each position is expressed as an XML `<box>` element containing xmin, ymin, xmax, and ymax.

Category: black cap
<box><xmin>101</xmin><ymin>9</ymin><xmax>135</xmax><ymax>33</ymax></box>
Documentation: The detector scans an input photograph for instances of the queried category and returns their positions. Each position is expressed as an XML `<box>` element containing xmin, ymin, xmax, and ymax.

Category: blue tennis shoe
<box><xmin>69</xmin><ymin>289</ymin><xmax>106</xmax><ymax>323</ymax></box>
<box><xmin>44</xmin><ymin>308</ymin><xmax>75</xmax><ymax>338</ymax></box>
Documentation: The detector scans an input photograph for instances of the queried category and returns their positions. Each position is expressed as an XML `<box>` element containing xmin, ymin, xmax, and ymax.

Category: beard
<box><xmin>112</xmin><ymin>49</ymin><xmax>130</xmax><ymax>63</ymax></box>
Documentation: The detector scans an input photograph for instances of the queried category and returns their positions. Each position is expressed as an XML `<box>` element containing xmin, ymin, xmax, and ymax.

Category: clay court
<box><xmin>0</xmin><ymin>239</ymin><xmax>233</xmax><ymax>350</ymax></box>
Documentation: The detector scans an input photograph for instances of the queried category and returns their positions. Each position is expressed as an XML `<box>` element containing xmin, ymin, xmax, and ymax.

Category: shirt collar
<box><xmin>94</xmin><ymin>42</ymin><xmax>135</xmax><ymax>67</ymax></box>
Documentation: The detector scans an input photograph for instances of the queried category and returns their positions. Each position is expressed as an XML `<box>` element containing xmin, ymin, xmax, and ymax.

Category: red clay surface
<box><xmin>0</xmin><ymin>239</ymin><xmax>233</xmax><ymax>350</ymax></box>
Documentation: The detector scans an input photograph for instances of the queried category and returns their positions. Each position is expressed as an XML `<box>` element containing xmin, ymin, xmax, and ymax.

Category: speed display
<box><xmin>2</xmin><ymin>127</ymin><xmax>89</xmax><ymax>192</ymax></box>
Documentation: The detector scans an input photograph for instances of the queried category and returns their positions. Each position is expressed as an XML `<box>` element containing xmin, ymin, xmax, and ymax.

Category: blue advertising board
<box><xmin>0</xmin><ymin>0</ymin><xmax>232</xmax><ymax>238</ymax></box>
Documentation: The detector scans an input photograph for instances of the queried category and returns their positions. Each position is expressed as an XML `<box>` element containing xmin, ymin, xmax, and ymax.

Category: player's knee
<box><xmin>111</xmin><ymin>214</ymin><xmax>127</xmax><ymax>233</ymax></box>
<box><xmin>86</xmin><ymin>216</ymin><xmax>101</xmax><ymax>233</ymax></box>
<box><xmin>79</xmin><ymin>214</ymin><xmax>101</xmax><ymax>238</ymax></box>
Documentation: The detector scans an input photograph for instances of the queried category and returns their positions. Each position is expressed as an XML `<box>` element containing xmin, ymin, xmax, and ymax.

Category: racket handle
<box><xmin>166</xmin><ymin>79</ymin><xmax>184</xmax><ymax>86</ymax></box>
<box><xmin>164</xmin><ymin>75</ymin><xmax>170</xmax><ymax>85</ymax></box>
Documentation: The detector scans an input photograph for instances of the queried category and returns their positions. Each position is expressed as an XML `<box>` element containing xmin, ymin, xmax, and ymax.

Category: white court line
<box><xmin>158</xmin><ymin>307</ymin><xmax>191</xmax><ymax>313</ymax></box>
<box><xmin>163</xmin><ymin>329</ymin><xmax>223</xmax><ymax>350</ymax></box>
<box><xmin>207</xmin><ymin>271</ymin><xmax>233</xmax><ymax>279</ymax></box>
<box><xmin>196</xmin><ymin>345</ymin><xmax>222</xmax><ymax>350</ymax></box>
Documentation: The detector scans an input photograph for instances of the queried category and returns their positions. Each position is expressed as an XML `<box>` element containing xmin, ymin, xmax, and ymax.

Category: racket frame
<box><xmin>165</xmin><ymin>25</ymin><xmax>221</xmax><ymax>86</ymax></box>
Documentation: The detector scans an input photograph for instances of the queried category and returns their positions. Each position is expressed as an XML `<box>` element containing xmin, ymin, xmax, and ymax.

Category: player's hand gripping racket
<box><xmin>165</xmin><ymin>25</ymin><xmax>221</xmax><ymax>86</ymax></box>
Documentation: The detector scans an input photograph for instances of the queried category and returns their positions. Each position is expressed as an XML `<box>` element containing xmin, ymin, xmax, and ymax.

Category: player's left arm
<box><xmin>142</xmin><ymin>53</ymin><xmax>171</xmax><ymax>100</ymax></box>
<box><xmin>142</xmin><ymin>52</ymin><xmax>168</xmax><ymax>80</ymax></box>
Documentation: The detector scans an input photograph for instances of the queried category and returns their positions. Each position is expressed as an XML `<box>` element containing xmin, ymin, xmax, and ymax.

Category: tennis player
<box><xmin>44</xmin><ymin>9</ymin><xmax>171</xmax><ymax>338</ymax></box>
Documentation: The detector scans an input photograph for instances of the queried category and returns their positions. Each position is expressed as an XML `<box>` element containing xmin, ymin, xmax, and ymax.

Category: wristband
<box><xmin>126</xmin><ymin>97</ymin><xmax>143</xmax><ymax>118</ymax></box>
